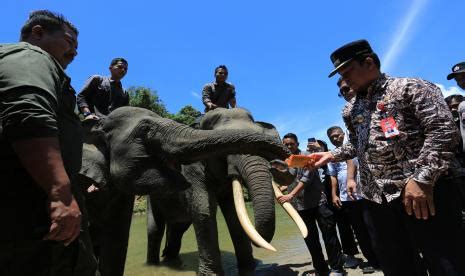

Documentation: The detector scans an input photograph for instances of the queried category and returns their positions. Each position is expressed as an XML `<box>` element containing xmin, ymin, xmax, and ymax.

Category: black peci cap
<box><xmin>328</xmin><ymin>39</ymin><xmax>374</xmax><ymax>78</ymax></box>
<box><xmin>447</xmin><ymin>62</ymin><xmax>465</xmax><ymax>80</ymax></box>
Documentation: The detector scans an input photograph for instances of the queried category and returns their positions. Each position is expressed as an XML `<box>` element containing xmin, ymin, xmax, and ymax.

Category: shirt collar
<box><xmin>109</xmin><ymin>77</ymin><xmax>122</xmax><ymax>86</ymax></box>
<box><xmin>213</xmin><ymin>81</ymin><xmax>227</xmax><ymax>86</ymax></box>
<box><xmin>367</xmin><ymin>73</ymin><xmax>388</xmax><ymax>95</ymax></box>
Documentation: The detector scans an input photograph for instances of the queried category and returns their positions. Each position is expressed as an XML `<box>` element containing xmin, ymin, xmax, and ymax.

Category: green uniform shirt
<box><xmin>0</xmin><ymin>42</ymin><xmax>83</xmax><ymax>241</ymax></box>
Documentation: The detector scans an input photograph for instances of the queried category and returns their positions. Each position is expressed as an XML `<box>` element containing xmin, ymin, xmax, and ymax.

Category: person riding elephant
<box><xmin>146</xmin><ymin>108</ymin><xmax>306</xmax><ymax>275</ymax></box>
<box><xmin>77</xmin><ymin>106</ymin><xmax>290</xmax><ymax>276</ymax></box>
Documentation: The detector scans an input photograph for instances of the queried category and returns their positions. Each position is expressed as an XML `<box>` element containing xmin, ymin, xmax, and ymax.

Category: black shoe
<box><xmin>362</xmin><ymin>266</ymin><xmax>376</xmax><ymax>274</ymax></box>
<box><xmin>343</xmin><ymin>255</ymin><xmax>361</xmax><ymax>268</ymax></box>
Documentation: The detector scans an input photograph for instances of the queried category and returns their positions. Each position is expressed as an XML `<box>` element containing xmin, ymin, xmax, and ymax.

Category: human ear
<box><xmin>364</xmin><ymin>57</ymin><xmax>375</xmax><ymax>70</ymax></box>
<box><xmin>30</xmin><ymin>25</ymin><xmax>45</xmax><ymax>40</ymax></box>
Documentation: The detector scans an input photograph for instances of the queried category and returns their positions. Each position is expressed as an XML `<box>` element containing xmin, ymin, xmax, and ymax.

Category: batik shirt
<box><xmin>332</xmin><ymin>74</ymin><xmax>460</xmax><ymax>204</ymax></box>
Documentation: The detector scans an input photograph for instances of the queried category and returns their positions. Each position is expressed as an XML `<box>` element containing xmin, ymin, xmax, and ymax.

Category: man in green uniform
<box><xmin>0</xmin><ymin>10</ymin><xmax>94</xmax><ymax>275</ymax></box>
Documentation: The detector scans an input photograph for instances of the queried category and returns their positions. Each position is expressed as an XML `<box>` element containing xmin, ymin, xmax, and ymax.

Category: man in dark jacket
<box><xmin>77</xmin><ymin>58</ymin><xmax>129</xmax><ymax>119</ymax></box>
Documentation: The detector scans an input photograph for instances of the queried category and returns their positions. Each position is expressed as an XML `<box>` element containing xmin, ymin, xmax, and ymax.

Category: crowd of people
<box><xmin>1</xmin><ymin>9</ymin><xmax>465</xmax><ymax>276</ymax></box>
<box><xmin>275</xmin><ymin>40</ymin><xmax>465</xmax><ymax>276</ymax></box>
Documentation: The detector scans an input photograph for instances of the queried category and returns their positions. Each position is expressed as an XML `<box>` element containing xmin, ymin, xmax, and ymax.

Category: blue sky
<box><xmin>2</xmin><ymin>0</ymin><xmax>464</xmax><ymax>150</ymax></box>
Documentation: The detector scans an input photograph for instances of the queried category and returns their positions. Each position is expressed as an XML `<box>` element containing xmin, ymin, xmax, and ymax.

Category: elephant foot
<box><xmin>161</xmin><ymin>256</ymin><xmax>183</xmax><ymax>268</ymax></box>
<box><xmin>238</xmin><ymin>269</ymin><xmax>255</xmax><ymax>276</ymax></box>
<box><xmin>145</xmin><ymin>259</ymin><xmax>160</xmax><ymax>266</ymax></box>
<box><xmin>198</xmin><ymin>272</ymin><xmax>223</xmax><ymax>276</ymax></box>
<box><xmin>198</xmin><ymin>265</ymin><xmax>224</xmax><ymax>276</ymax></box>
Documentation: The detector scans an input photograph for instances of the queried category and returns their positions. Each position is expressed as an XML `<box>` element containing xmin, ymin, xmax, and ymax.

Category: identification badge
<box><xmin>380</xmin><ymin>117</ymin><xmax>399</xmax><ymax>138</ymax></box>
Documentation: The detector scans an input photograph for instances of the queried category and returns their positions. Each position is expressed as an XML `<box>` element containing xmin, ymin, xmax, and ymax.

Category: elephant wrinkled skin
<box><xmin>78</xmin><ymin>107</ymin><xmax>289</xmax><ymax>276</ymax></box>
<box><xmin>147</xmin><ymin>108</ymin><xmax>297</xmax><ymax>275</ymax></box>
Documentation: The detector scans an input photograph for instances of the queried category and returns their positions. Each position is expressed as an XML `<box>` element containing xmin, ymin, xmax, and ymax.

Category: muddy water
<box><xmin>124</xmin><ymin>203</ymin><xmax>312</xmax><ymax>276</ymax></box>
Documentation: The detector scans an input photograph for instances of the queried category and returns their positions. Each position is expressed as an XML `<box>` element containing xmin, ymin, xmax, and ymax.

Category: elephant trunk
<box><xmin>146</xmin><ymin>119</ymin><xmax>289</xmax><ymax>163</ymax></box>
<box><xmin>235</xmin><ymin>155</ymin><xmax>276</xmax><ymax>243</ymax></box>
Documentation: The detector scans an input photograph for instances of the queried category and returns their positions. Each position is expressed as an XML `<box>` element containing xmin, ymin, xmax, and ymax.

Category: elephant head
<box><xmin>198</xmin><ymin>108</ymin><xmax>304</xmax><ymax>252</ymax></box>
<box><xmin>79</xmin><ymin>106</ymin><xmax>289</xmax><ymax>195</ymax></box>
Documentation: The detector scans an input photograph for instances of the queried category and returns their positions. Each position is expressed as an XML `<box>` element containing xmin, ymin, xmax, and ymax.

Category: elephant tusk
<box><xmin>272</xmin><ymin>180</ymin><xmax>308</xmax><ymax>238</ymax></box>
<box><xmin>232</xmin><ymin>179</ymin><xmax>277</xmax><ymax>252</ymax></box>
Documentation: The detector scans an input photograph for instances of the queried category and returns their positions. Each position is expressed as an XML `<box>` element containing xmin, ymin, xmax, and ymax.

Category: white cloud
<box><xmin>436</xmin><ymin>83</ymin><xmax>463</xmax><ymax>98</ymax></box>
<box><xmin>383</xmin><ymin>0</ymin><xmax>427</xmax><ymax>72</ymax></box>
<box><xmin>190</xmin><ymin>90</ymin><xmax>201</xmax><ymax>99</ymax></box>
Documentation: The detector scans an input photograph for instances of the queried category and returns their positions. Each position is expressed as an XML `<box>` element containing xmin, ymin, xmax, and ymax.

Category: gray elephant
<box><xmin>146</xmin><ymin>108</ymin><xmax>305</xmax><ymax>275</ymax></box>
<box><xmin>146</xmin><ymin>189</ymin><xmax>191</xmax><ymax>264</ymax></box>
<box><xmin>77</xmin><ymin>106</ymin><xmax>290</xmax><ymax>276</ymax></box>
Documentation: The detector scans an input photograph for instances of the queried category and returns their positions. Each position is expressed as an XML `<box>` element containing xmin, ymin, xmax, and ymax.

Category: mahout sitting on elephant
<box><xmin>77</xmin><ymin>106</ymin><xmax>290</xmax><ymax>276</ymax></box>
<box><xmin>146</xmin><ymin>108</ymin><xmax>307</xmax><ymax>275</ymax></box>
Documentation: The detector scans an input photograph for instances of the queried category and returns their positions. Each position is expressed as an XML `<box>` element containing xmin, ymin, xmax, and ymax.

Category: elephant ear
<box><xmin>79</xmin><ymin>143</ymin><xmax>110</xmax><ymax>189</ymax></box>
<box><xmin>255</xmin><ymin>121</ymin><xmax>281</xmax><ymax>139</ymax></box>
<box><xmin>79</xmin><ymin>118</ymin><xmax>110</xmax><ymax>189</ymax></box>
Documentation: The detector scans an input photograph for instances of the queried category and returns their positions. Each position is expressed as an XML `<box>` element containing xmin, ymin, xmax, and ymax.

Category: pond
<box><xmin>124</xmin><ymin>202</ymin><xmax>312</xmax><ymax>275</ymax></box>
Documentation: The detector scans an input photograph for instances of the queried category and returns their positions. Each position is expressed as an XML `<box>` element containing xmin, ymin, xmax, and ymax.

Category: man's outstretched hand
<box><xmin>307</xmin><ymin>151</ymin><xmax>334</xmax><ymax>169</ymax></box>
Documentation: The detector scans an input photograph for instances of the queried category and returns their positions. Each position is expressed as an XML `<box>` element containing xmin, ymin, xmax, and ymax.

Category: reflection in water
<box><xmin>125</xmin><ymin>204</ymin><xmax>311</xmax><ymax>276</ymax></box>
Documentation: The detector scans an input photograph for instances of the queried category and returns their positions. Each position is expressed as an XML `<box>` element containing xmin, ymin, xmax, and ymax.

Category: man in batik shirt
<box><xmin>311</xmin><ymin>39</ymin><xmax>465</xmax><ymax>276</ymax></box>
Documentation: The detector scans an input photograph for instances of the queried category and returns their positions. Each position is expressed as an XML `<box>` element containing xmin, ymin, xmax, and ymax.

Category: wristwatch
<box><xmin>83</xmin><ymin>111</ymin><xmax>92</xmax><ymax>117</ymax></box>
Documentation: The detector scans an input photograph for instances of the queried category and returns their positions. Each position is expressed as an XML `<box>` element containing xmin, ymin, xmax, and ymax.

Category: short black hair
<box><xmin>20</xmin><ymin>10</ymin><xmax>78</xmax><ymax>41</ymax></box>
<box><xmin>327</xmin><ymin>126</ymin><xmax>343</xmax><ymax>137</ymax></box>
<box><xmin>110</xmin><ymin>57</ymin><xmax>128</xmax><ymax>67</ymax></box>
<box><xmin>215</xmin><ymin>65</ymin><xmax>228</xmax><ymax>74</ymax></box>
<box><xmin>354</xmin><ymin>53</ymin><xmax>381</xmax><ymax>69</ymax></box>
<box><xmin>283</xmin><ymin>133</ymin><xmax>298</xmax><ymax>143</ymax></box>
<box><xmin>316</xmin><ymin>139</ymin><xmax>329</xmax><ymax>152</ymax></box>
<box><xmin>445</xmin><ymin>94</ymin><xmax>465</xmax><ymax>105</ymax></box>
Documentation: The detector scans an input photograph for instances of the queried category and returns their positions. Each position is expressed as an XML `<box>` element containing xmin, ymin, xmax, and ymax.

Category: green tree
<box><xmin>128</xmin><ymin>86</ymin><xmax>170</xmax><ymax>117</ymax></box>
<box><xmin>128</xmin><ymin>86</ymin><xmax>201</xmax><ymax>125</ymax></box>
<box><xmin>171</xmin><ymin>105</ymin><xmax>201</xmax><ymax>125</ymax></box>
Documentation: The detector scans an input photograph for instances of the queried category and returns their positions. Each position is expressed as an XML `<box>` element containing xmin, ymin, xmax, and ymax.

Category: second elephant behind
<box><xmin>147</xmin><ymin>108</ymin><xmax>301</xmax><ymax>275</ymax></box>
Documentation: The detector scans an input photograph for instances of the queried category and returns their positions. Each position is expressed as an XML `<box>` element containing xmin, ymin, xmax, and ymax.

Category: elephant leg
<box><xmin>184</xmin><ymin>164</ymin><xmax>223</xmax><ymax>275</ymax></box>
<box><xmin>146</xmin><ymin>194</ymin><xmax>165</xmax><ymax>265</ymax></box>
<box><xmin>218</xmin><ymin>191</ymin><xmax>256</xmax><ymax>275</ymax></box>
<box><xmin>98</xmin><ymin>190</ymin><xmax>135</xmax><ymax>276</ymax></box>
<box><xmin>85</xmin><ymin>189</ymin><xmax>106</xmax><ymax>260</ymax></box>
<box><xmin>162</xmin><ymin>222</ymin><xmax>191</xmax><ymax>261</ymax></box>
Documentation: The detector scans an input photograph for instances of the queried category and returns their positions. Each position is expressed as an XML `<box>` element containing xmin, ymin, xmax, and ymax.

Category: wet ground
<box><xmin>125</xmin><ymin>204</ymin><xmax>383</xmax><ymax>275</ymax></box>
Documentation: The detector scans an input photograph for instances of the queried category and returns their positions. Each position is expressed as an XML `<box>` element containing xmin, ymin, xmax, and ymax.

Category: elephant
<box><xmin>77</xmin><ymin>106</ymin><xmax>290</xmax><ymax>276</ymax></box>
<box><xmin>146</xmin><ymin>107</ymin><xmax>307</xmax><ymax>275</ymax></box>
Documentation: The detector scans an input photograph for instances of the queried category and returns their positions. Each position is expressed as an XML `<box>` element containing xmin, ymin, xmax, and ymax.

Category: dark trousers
<box><xmin>0</xmin><ymin>184</ymin><xmax>96</xmax><ymax>276</ymax></box>
<box><xmin>341</xmin><ymin>200</ymin><xmax>379</xmax><ymax>267</ymax></box>
<box><xmin>298</xmin><ymin>205</ymin><xmax>344</xmax><ymax>273</ymax></box>
<box><xmin>0</xmin><ymin>240</ymin><xmax>84</xmax><ymax>276</ymax></box>
<box><xmin>363</xmin><ymin>176</ymin><xmax>465</xmax><ymax>276</ymax></box>
<box><xmin>333</xmin><ymin>205</ymin><xmax>359</xmax><ymax>256</ymax></box>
